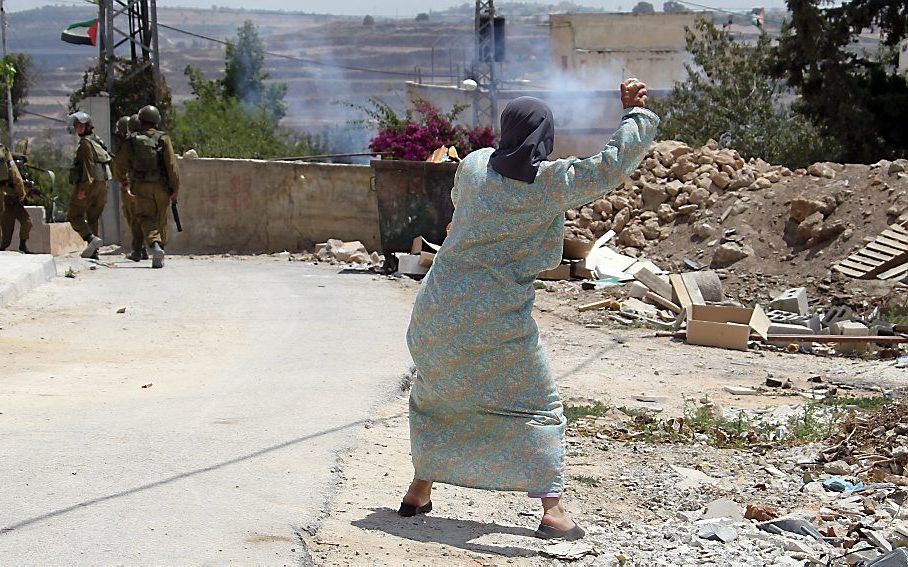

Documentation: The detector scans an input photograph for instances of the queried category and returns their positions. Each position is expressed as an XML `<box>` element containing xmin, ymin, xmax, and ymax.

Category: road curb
<box><xmin>0</xmin><ymin>253</ymin><xmax>57</xmax><ymax>307</ymax></box>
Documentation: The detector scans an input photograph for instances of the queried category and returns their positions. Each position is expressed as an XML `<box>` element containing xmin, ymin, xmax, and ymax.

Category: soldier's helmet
<box><xmin>66</xmin><ymin>111</ymin><xmax>92</xmax><ymax>134</ymax></box>
<box><xmin>138</xmin><ymin>105</ymin><xmax>161</xmax><ymax>126</ymax></box>
<box><xmin>115</xmin><ymin>116</ymin><xmax>130</xmax><ymax>137</ymax></box>
<box><xmin>128</xmin><ymin>114</ymin><xmax>141</xmax><ymax>133</ymax></box>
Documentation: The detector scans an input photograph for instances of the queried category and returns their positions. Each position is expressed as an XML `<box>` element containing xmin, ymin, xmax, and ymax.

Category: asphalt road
<box><xmin>0</xmin><ymin>257</ymin><xmax>414</xmax><ymax>565</ymax></box>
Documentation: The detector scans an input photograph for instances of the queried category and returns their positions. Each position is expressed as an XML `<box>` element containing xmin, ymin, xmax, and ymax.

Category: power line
<box><xmin>157</xmin><ymin>22</ymin><xmax>418</xmax><ymax>78</ymax></box>
<box><xmin>19</xmin><ymin>109</ymin><xmax>66</xmax><ymax>123</ymax></box>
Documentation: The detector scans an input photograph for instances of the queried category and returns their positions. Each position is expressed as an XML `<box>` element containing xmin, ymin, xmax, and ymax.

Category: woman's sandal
<box><xmin>397</xmin><ymin>500</ymin><xmax>433</xmax><ymax>517</ymax></box>
<box><xmin>534</xmin><ymin>522</ymin><xmax>586</xmax><ymax>541</ymax></box>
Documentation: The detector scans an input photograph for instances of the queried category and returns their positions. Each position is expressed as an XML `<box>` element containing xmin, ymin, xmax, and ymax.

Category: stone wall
<box><xmin>122</xmin><ymin>158</ymin><xmax>381</xmax><ymax>254</ymax></box>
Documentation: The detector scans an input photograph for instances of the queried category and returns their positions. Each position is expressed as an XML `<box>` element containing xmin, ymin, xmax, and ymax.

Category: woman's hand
<box><xmin>620</xmin><ymin>78</ymin><xmax>648</xmax><ymax>109</ymax></box>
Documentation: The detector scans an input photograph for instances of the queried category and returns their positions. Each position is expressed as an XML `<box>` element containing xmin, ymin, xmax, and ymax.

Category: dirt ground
<box><xmin>303</xmin><ymin>277</ymin><xmax>907</xmax><ymax>565</ymax></box>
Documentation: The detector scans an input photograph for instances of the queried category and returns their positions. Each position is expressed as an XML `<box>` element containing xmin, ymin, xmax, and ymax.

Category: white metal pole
<box><xmin>0</xmin><ymin>0</ymin><xmax>14</xmax><ymax>147</ymax></box>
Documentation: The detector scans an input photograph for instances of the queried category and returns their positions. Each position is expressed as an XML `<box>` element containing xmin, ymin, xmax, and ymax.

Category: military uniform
<box><xmin>112</xmin><ymin>114</ymin><xmax>180</xmax><ymax>268</ymax></box>
<box><xmin>68</xmin><ymin>132</ymin><xmax>112</xmax><ymax>242</ymax></box>
<box><xmin>0</xmin><ymin>143</ymin><xmax>30</xmax><ymax>251</ymax></box>
<box><xmin>113</xmin><ymin>116</ymin><xmax>145</xmax><ymax>259</ymax></box>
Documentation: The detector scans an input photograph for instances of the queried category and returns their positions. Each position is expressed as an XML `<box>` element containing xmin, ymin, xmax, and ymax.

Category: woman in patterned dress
<box><xmin>401</xmin><ymin>79</ymin><xmax>659</xmax><ymax>539</ymax></box>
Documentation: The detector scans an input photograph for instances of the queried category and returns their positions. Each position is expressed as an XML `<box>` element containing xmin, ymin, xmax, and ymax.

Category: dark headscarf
<box><xmin>489</xmin><ymin>97</ymin><xmax>555</xmax><ymax>184</ymax></box>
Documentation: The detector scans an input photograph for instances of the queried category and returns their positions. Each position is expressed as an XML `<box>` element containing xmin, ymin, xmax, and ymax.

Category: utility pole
<box><xmin>99</xmin><ymin>0</ymin><xmax>162</xmax><ymax>104</ymax></box>
<box><xmin>0</xmin><ymin>0</ymin><xmax>14</xmax><ymax>147</ymax></box>
<box><xmin>473</xmin><ymin>0</ymin><xmax>499</xmax><ymax>130</ymax></box>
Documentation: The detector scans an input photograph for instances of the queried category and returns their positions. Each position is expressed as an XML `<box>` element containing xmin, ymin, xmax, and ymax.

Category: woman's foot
<box><xmin>540</xmin><ymin>498</ymin><xmax>576</xmax><ymax>531</ymax></box>
<box><xmin>398</xmin><ymin>479</ymin><xmax>433</xmax><ymax>517</ymax></box>
<box><xmin>402</xmin><ymin>479</ymin><xmax>433</xmax><ymax>507</ymax></box>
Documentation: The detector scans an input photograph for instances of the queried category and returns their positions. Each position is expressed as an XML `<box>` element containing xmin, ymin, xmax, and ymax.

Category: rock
<box><xmin>692</xmin><ymin>221</ymin><xmax>717</xmax><ymax>239</ymax></box>
<box><xmin>729</xmin><ymin>169</ymin><xmax>756</xmax><ymax>190</ymax></box>
<box><xmin>688</xmin><ymin>187</ymin><xmax>711</xmax><ymax>206</ymax></box>
<box><xmin>641</xmin><ymin>219</ymin><xmax>661</xmax><ymax>240</ymax></box>
<box><xmin>824</xmin><ymin>461</ymin><xmax>854</xmax><ymax>476</ymax></box>
<box><xmin>807</xmin><ymin>162</ymin><xmax>836</xmax><ymax>178</ymax></box>
<box><xmin>656</xmin><ymin>203</ymin><xmax>677</xmax><ymax>224</ymax></box>
<box><xmin>618</xmin><ymin>225</ymin><xmax>646</xmax><ymax>248</ymax></box>
<box><xmin>789</xmin><ymin>196</ymin><xmax>837</xmax><ymax>222</ymax></box>
<box><xmin>672</xmin><ymin>465</ymin><xmax>719</xmax><ymax>490</ymax></box>
<box><xmin>712</xmin><ymin>242</ymin><xmax>754</xmax><ymax>267</ymax></box>
<box><xmin>611</xmin><ymin>195</ymin><xmax>631</xmax><ymax>211</ymax></box>
<box><xmin>671</xmin><ymin>157</ymin><xmax>697</xmax><ymax>178</ymax></box>
<box><xmin>642</xmin><ymin>183</ymin><xmax>670</xmax><ymax>210</ymax></box>
<box><xmin>710</xmin><ymin>172</ymin><xmax>731</xmax><ymax>190</ymax></box>
<box><xmin>703</xmin><ymin>498</ymin><xmax>744</xmax><ymax>522</ymax></box>
<box><xmin>889</xmin><ymin>159</ymin><xmax>908</xmax><ymax>175</ymax></box>
<box><xmin>666</xmin><ymin>179</ymin><xmax>684</xmax><ymax>197</ymax></box>
<box><xmin>715</xmin><ymin>151</ymin><xmax>736</xmax><ymax>168</ymax></box>
<box><xmin>745</xmin><ymin>504</ymin><xmax>781</xmax><ymax>522</ymax></box>
<box><xmin>673</xmin><ymin>193</ymin><xmax>689</xmax><ymax>209</ymax></box>
<box><xmin>613</xmin><ymin>207</ymin><xmax>631</xmax><ymax>232</ymax></box>
<box><xmin>697</xmin><ymin>522</ymin><xmax>738</xmax><ymax>543</ymax></box>
<box><xmin>593</xmin><ymin>199</ymin><xmax>613</xmax><ymax>217</ymax></box>
<box><xmin>751</xmin><ymin>177</ymin><xmax>773</xmax><ymax>190</ymax></box>
<box><xmin>182</xmin><ymin>149</ymin><xmax>199</xmax><ymax>158</ymax></box>
<box><xmin>764</xmin><ymin>171</ymin><xmax>782</xmax><ymax>183</ymax></box>
<box><xmin>677</xmin><ymin>204</ymin><xmax>699</xmax><ymax>216</ymax></box>
<box><xmin>797</xmin><ymin>212</ymin><xmax>825</xmax><ymax>243</ymax></box>
<box><xmin>809</xmin><ymin>219</ymin><xmax>847</xmax><ymax>244</ymax></box>
<box><xmin>653</xmin><ymin>140</ymin><xmax>692</xmax><ymax>158</ymax></box>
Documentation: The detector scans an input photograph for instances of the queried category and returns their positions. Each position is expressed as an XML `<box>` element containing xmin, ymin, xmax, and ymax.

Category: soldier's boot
<box><xmin>141</xmin><ymin>247</ymin><xmax>148</xmax><ymax>260</ymax></box>
<box><xmin>127</xmin><ymin>249</ymin><xmax>142</xmax><ymax>262</ymax></box>
<box><xmin>150</xmin><ymin>242</ymin><xmax>164</xmax><ymax>269</ymax></box>
<box><xmin>81</xmin><ymin>234</ymin><xmax>103</xmax><ymax>258</ymax></box>
<box><xmin>18</xmin><ymin>240</ymin><xmax>32</xmax><ymax>254</ymax></box>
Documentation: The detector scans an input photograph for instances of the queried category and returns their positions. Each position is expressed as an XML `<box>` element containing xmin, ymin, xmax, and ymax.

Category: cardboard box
<box><xmin>687</xmin><ymin>304</ymin><xmax>770</xmax><ymax>351</ymax></box>
<box><xmin>395</xmin><ymin>253</ymin><xmax>429</xmax><ymax>276</ymax></box>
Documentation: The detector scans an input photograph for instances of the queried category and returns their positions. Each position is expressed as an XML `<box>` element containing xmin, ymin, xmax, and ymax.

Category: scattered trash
<box><xmin>822</xmin><ymin>476</ymin><xmax>865</xmax><ymax>493</ymax></box>
<box><xmin>141</xmin><ymin>383</ymin><xmax>153</xmax><ymax>389</ymax></box>
<box><xmin>116</xmin><ymin>307</ymin><xmax>127</xmax><ymax>314</ymax></box>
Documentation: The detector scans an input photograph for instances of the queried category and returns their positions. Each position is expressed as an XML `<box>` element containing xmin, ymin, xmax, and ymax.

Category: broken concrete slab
<box><xmin>672</xmin><ymin>465</ymin><xmax>719</xmax><ymax>490</ymax></box>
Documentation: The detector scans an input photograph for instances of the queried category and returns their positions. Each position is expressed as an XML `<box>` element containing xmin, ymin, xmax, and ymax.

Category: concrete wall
<box><xmin>900</xmin><ymin>39</ymin><xmax>908</xmax><ymax>76</ymax></box>
<box><xmin>126</xmin><ymin>158</ymin><xmax>381</xmax><ymax>254</ymax></box>
<box><xmin>7</xmin><ymin>206</ymin><xmax>84</xmax><ymax>256</ymax></box>
<box><xmin>550</xmin><ymin>12</ymin><xmax>703</xmax><ymax>90</ymax></box>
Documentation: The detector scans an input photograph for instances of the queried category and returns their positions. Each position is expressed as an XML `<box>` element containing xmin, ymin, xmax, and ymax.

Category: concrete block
<box><xmin>8</xmin><ymin>206</ymin><xmax>84</xmax><ymax>256</ymax></box>
<box><xmin>0</xmin><ymin>252</ymin><xmax>56</xmax><ymax>306</ymax></box>
<box><xmin>839</xmin><ymin>321</ymin><xmax>870</xmax><ymax>336</ymax></box>
<box><xmin>769</xmin><ymin>287</ymin><xmax>808</xmax><ymax>315</ymax></box>
<box><xmin>768</xmin><ymin>323</ymin><xmax>815</xmax><ymax>335</ymax></box>
<box><xmin>822</xmin><ymin>305</ymin><xmax>854</xmax><ymax>326</ymax></box>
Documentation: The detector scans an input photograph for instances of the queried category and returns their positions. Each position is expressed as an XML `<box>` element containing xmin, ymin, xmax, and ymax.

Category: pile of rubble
<box><xmin>314</xmin><ymin>239</ymin><xmax>382</xmax><ymax>266</ymax></box>
<box><xmin>561</xmin><ymin>401</ymin><xmax>908</xmax><ymax>566</ymax></box>
<box><xmin>564</xmin><ymin>139</ymin><xmax>793</xmax><ymax>254</ymax></box>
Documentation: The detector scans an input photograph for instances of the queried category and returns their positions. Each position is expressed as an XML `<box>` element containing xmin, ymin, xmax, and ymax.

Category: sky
<box><xmin>6</xmin><ymin>0</ymin><xmax>789</xmax><ymax>16</ymax></box>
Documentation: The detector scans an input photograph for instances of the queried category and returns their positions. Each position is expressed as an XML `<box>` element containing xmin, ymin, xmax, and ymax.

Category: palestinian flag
<box><xmin>61</xmin><ymin>19</ymin><xmax>99</xmax><ymax>46</ymax></box>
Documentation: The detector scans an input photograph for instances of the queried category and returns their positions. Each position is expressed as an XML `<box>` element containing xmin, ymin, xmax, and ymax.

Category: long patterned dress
<box><xmin>406</xmin><ymin>107</ymin><xmax>660</xmax><ymax>495</ymax></box>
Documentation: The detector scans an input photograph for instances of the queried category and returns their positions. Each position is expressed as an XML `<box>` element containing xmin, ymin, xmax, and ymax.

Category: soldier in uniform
<box><xmin>0</xmin><ymin>141</ymin><xmax>30</xmax><ymax>253</ymax></box>
<box><xmin>113</xmin><ymin>105</ymin><xmax>180</xmax><ymax>269</ymax></box>
<box><xmin>67</xmin><ymin>111</ymin><xmax>112</xmax><ymax>259</ymax></box>
<box><xmin>113</xmin><ymin>115</ymin><xmax>147</xmax><ymax>261</ymax></box>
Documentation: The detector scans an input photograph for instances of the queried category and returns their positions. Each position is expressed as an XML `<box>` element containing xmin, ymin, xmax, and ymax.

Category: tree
<box><xmin>632</xmin><ymin>2</ymin><xmax>655</xmax><ymax>14</ymax></box>
<box><xmin>663</xmin><ymin>1</ymin><xmax>689</xmax><ymax>13</ymax></box>
<box><xmin>651</xmin><ymin>18</ymin><xmax>837</xmax><ymax>168</ymax></box>
<box><xmin>415</xmin><ymin>12</ymin><xmax>430</xmax><ymax>22</ymax></box>
<box><xmin>362</xmin><ymin>15</ymin><xmax>375</xmax><ymax>26</ymax></box>
<box><xmin>173</xmin><ymin>23</ymin><xmax>320</xmax><ymax>159</ymax></box>
<box><xmin>222</xmin><ymin>20</ymin><xmax>287</xmax><ymax>121</ymax></box>
<box><xmin>70</xmin><ymin>58</ymin><xmax>173</xmax><ymax>128</ymax></box>
<box><xmin>0</xmin><ymin>54</ymin><xmax>31</xmax><ymax>122</ymax></box>
<box><xmin>772</xmin><ymin>0</ymin><xmax>908</xmax><ymax>162</ymax></box>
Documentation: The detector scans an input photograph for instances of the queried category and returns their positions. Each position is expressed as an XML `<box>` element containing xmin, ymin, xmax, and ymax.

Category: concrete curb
<box><xmin>0</xmin><ymin>253</ymin><xmax>57</xmax><ymax>307</ymax></box>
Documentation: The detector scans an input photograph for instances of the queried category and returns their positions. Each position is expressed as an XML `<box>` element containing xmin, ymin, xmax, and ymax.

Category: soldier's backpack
<box><xmin>130</xmin><ymin>130</ymin><xmax>165</xmax><ymax>182</ymax></box>
<box><xmin>87</xmin><ymin>136</ymin><xmax>112</xmax><ymax>181</ymax></box>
